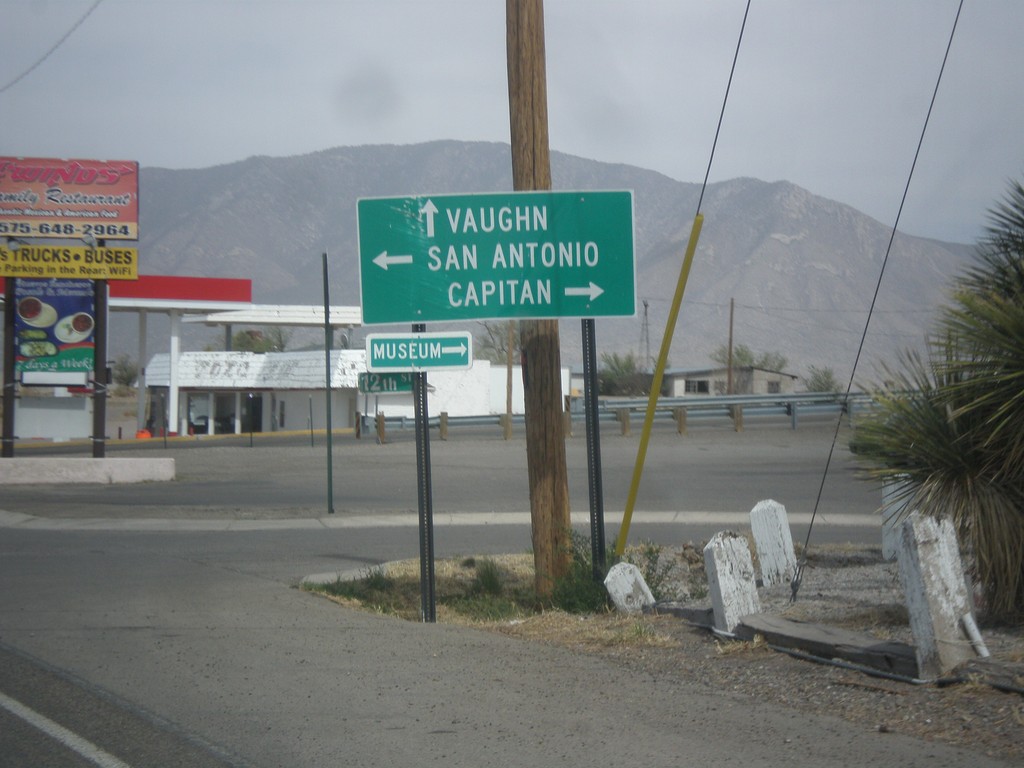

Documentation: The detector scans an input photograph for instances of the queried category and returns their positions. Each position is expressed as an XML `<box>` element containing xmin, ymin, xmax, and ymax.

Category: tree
<box><xmin>599</xmin><ymin>351</ymin><xmax>650</xmax><ymax>396</ymax></box>
<box><xmin>476</xmin><ymin>320</ymin><xmax>520</xmax><ymax>440</ymax></box>
<box><xmin>711</xmin><ymin>343</ymin><xmax>787</xmax><ymax>372</ymax></box>
<box><xmin>231</xmin><ymin>327</ymin><xmax>289</xmax><ymax>353</ymax></box>
<box><xmin>852</xmin><ymin>179</ymin><xmax>1024</xmax><ymax>620</ymax></box>
<box><xmin>111</xmin><ymin>354</ymin><xmax>138</xmax><ymax>389</ymax></box>
<box><xmin>803</xmin><ymin>365</ymin><xmax>839</xmax><ymax>392</ymax></box>
<box><xmin>475</xmin><ymin>321</ymin><xmax>520</xmax><ymax>363</ymax></box>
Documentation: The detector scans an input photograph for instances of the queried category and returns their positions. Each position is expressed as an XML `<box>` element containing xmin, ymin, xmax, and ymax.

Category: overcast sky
<box><xmin>3</xmin><ymin>0</ymin><xmax>1021</xmax><ymax>244</ymax></box>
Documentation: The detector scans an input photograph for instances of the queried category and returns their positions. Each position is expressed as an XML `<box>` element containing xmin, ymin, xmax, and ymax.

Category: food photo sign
<box><xmin>13</xmin><ymin>278</ymin><xmax>95</xmax><ymax>383</ymax></box>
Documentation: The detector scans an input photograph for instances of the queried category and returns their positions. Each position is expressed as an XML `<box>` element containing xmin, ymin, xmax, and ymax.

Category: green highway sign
<box><xmin>358</xmin><ymin>371</ymin><xmax>414</xmax><ymax>394</ymax></box>
<box><xmin>357</xmin><ymin>190</ymin><xmax>635</xmax><ymax>324</ymax></box>
<box><xmin>365</xmin><ymin>331</ymin><xmax>473</xmax><ymax>373</ymax></box>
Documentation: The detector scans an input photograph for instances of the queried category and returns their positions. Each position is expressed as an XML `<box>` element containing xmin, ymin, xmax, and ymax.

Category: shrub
<box><xmin>550</xmin><ymin>530</ymin><xmax>610</xmax><ymax>614</ymax></box>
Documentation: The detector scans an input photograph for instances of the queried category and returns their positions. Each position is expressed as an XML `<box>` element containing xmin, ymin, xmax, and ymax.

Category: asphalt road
<box><xmin>4</xmin><ymin>415</ymin><xmax>878</xmax><ymax>524</ymax></box>
<box><xmin>0</xmin><ymin>525</ymin><xmax>1012</xmax><ymax>768</ymax></box>
<box><xmin>5</xmin><ymin>419</ymin><xmax>1004</xmax><ymax>767</ymax></box>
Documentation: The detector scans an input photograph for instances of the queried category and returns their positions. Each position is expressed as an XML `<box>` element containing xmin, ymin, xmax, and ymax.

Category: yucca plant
<box><xmin>941</xmin><ymin>181</ymin><xmax>1024</xmax><ymax>482</ymax></box>
<box><xmin>853</xmin><ymin>180</ymin><xmax>1024</xmax><ymax>622</ymax></box>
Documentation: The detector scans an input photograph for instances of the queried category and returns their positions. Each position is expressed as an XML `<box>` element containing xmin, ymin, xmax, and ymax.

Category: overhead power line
<box><xmin>0</xmin><ymin>0</ymin><xmax>104</xmax><ymax>96</ymax></box>
<box><xmin>646</xmin><ymin>296</ymin><xmax>936</xmax><ymax>315</ymax></box>
<box><xmin>794</xmin><ymin>0</ymin><xmax>966</xmax><ymax>602</ymax></box>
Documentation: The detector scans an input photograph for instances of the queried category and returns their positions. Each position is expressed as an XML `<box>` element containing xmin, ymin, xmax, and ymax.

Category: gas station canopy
<box><xmin>182</xmin><ymin>305</ymin><xmax>362</xmax><ymax>328</ymax></box>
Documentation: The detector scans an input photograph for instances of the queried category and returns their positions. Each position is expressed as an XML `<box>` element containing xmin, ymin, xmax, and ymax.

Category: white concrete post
<box><xmin>233</xmin><ymin>391</ymin><xmax>243</xmax><ymax>434</ymax></box>
<box><xmin>703</xmin><ymin>531</ymin><xmax>761</xmax><ymax>633</ymax></box>
<box><xmin>749</xmin><ymin>499</ymin><xmax>797</xmax><ymax>587</ymax></box>
<box><xmin>604</xmin><ymin>563</ymin><xmax>655</xmax><ymax>614</ymax></box>
<box><xmin>897</xmin><ymin>513</ymin><xmax>976</xmax><ymax>679</ymax></box>
<box><xmin>881</xmin><ymin>476</ymin><xmax>911</xmax><ymax>561</ymax></box>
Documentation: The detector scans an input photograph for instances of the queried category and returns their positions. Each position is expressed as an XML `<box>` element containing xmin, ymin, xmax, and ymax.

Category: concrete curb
<box><xmin>0</xmin><ymin>458</ymin><xmax>175</xmax><ymax>485</ymax></box>
<box><xmin>0</xmin><ymin>509</ymin><xmax>881</xmax><ymax>532</ymax></box>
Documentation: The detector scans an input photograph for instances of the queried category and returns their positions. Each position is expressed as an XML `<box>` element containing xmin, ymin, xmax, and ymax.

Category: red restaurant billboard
<box><xmin>0</xmin><ymin>157</ymin><xmax>139</xmax><ymax>240</ymax></box>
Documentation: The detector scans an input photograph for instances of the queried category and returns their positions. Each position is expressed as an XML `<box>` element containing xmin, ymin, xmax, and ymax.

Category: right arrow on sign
<box><xmin>564</xmin><ymin>282</ymin><xmax>604</xmax><ymax>301</ymax></box>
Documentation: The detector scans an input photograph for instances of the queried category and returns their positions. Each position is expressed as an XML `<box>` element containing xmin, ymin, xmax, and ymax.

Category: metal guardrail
<box><xmin>359</xmin><ymin>392</ymin><xmax>873</xmax><ymax>437</ymax></box>
<box><xmin>592</xmin><ymin>391</ymin><xmax>870</xmax><ymax>412</ymax></box>
<box><xmin>588</xmin><ymin>392</ymin><xmax>872</xmax><ymax>433</ymax></box>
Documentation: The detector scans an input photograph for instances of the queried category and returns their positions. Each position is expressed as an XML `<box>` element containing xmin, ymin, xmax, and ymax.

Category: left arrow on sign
<box><xmin>373</xmin><ymin>251</ymin><xmax>414</xmax><ymax>270</ymax></box>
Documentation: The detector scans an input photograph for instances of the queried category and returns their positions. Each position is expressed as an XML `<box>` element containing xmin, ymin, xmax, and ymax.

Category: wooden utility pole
<box><xmin>506</xmin><ymin>0</ymin><xmax>572</xmax><ymax>596</ymax></box>
<box><xmin>504</xmin><ymin>320</ymin><xmax>514</xmax><ymax>440</ymax></box>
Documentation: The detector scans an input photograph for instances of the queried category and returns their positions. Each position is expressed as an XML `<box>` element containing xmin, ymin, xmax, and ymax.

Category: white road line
<box><xmin>0</xmin><ymin>690</ymin><xmax>133</xmax><ymax>768</ymax></box>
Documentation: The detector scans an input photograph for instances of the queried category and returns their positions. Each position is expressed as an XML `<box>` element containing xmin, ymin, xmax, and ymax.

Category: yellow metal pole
<box><xmin>614</xmin><ymin>213</ymin><xmax>704</xmax><ymax>557</ymax></box>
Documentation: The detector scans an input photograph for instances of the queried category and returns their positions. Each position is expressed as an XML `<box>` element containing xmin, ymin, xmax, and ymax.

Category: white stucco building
<box><xmin>144</xmin><ymin>349</ymin><xmax>567</xmax><ymax>435</ymax></box>
<box><xmin>663</xmin><ymin>366</ymin><xmax>799</xmax><ymax>397</ymax></box>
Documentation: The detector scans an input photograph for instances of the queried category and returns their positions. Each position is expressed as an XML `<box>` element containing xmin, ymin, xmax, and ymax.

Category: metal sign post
<box><xmin>357</xmin><ymin>188</ymin><xmax>636</xmax><ymax>613</ymax></box>
<box><xmin>1</xmin><ymin>277</ymin><xmax>14</xmax><ymax>458</ymax></box>
<box><xmin>582</xmin><ymin>318</ymin><xmax>606</xmax><ymax>578</ymax></box>
<box><xmin>92</xmin><ymin>238</ymin><xmax>108</xmax><ymax>459</ymax></box>
<box><xmin>411</xmin><ymin>323</ymin><xmax>437</xmax><ymax>622</ymax></box>
<box><xmin>362</xmin><ymin>327</ymin><xmax>445</xmax><ymax>622</ymax></box>
<box><xmin>323</xmin><ymin>252</ymin><xmax>335</xmax><ymax>515</ymax></box>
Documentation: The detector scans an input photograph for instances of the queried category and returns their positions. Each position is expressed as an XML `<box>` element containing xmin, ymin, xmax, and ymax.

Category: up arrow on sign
<box><xmin>357</xmin><ymin>190</ymin><xmax>635</xmax><ymax>324</ymax></box>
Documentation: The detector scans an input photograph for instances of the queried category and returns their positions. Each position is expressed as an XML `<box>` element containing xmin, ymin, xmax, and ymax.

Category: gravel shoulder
<box><xmin>490</xmin><ymin>544</ymin><xmax>1024</xmax><ymax>762</ymax></box>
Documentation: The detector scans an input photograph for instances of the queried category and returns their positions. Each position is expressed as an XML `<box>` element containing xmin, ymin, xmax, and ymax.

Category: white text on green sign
<box><xmin>357</xmin><ymin>190</ymin><xmax>635</xmax><ymax>323</ymax></box>
<box><xmin>365</xmin><ymin>332</ymin><xmax>473</xmax><ymax>373</ymax></box>
<box><xmin>358</xmin><ymin>371</ymin><xmax>414</xmax><ymax>394</ymax></box>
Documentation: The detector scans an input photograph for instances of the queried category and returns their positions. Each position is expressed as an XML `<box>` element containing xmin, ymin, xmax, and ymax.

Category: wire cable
<box><xmin>697</xmin><ymin>0</ymin><xmax>752</xmax><ymax>217</ymax></box>
<box><xmin>0</xmin><ymin>0</ymin><xmax>104</xmax><ymax>96</ymax></box>
<box><xmin>615</xmin><ymin>0</ymin><xmax>752</xmax><ymax>555</ymax></box>
<box><xmin>792</xmin><ymin>0</ymin><xmax>965</xmax><ymax>603</ymax></box>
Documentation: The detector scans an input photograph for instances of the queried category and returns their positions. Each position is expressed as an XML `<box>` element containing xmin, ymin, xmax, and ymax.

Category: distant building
<box><xmin>663</xmin><ymin>366</ymin><xmax>799</xmax><ymax>398</ymax></box>
<box><xmin>143</xmin><ymin>350</ymin><xmax>568</xmax><ymax>435</ymax></box>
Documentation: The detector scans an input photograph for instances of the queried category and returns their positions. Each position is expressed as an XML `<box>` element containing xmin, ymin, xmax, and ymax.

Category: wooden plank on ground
<box><xmin>655</xmin><ymin>605</ymin><xmax>714</xmax><ymax>627</ymax></box>
<box><xmin>737</xmin><ymin>613</ymin><xmax>920</xmax><ymax>679</ymax></box>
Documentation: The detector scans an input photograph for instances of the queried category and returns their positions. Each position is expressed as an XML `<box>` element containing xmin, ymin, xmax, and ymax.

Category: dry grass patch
<box><xmin>304</xmin><ymin>551</ymin><xmax>686</xmax><ymax>652</ymax></box>
<box><xmin>496</xmin><ymin>611</ymin><xmax>680</xmax><ymax>651</ymax></box>
<box><xmin>714</xmin><ymin>633</ymin><xmax>769</xmax><ymax>657</ymax></box>
<box><xmin>306</xmin><ymin>553</ymin><xmax>541</xmax><ymax>624</ymax></box>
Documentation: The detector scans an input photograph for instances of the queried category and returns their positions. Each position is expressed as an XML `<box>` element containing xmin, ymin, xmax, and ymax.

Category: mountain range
<box><xmin>119</xmin><ymin>140</ymin><xmax>976</xmax><ymax>384</ymax></box>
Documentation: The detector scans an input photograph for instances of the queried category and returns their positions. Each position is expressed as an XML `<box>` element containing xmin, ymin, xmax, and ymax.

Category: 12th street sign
<box><xmin>357</xmin><ymin>371</ymin><xmax>414</xmax><ymax>394</ymax></box>
<box><xmin>365</xmin><ymin>331</ymin><xmax>473</xmax><ymax>373</ymax></box>
<box><xmin>357</xmin><ymin>190</ymin><xmax>635</xmax><ymax>324</ymax></box>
